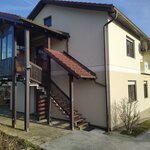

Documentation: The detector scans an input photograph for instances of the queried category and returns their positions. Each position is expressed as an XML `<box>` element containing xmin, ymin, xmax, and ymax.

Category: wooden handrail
<box><xmin>51</xmin><ymin>80</ymin><xmax>70</xmax><ymax>100</ymax></box>
<box><xmin>30</xmin><ymin>61</ymin><xmax>42</xmax><ymax>71</ymax></box>
<box><xmin>30</xmin><ymin>61</ymin><xmax>42</xmax><ymax>84</ymax></box>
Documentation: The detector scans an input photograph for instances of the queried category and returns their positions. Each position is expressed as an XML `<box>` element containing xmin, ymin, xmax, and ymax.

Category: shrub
<box><xmin>117</xmin><ymin>98</ymin><xmax>140</xmax><ymax>134</ymax></box>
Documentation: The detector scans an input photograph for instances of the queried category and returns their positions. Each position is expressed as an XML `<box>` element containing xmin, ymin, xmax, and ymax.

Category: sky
<box><xmin>0</xmin><ymin>0</ymin><xmax>150</xmax><ymax>37</ymax></box>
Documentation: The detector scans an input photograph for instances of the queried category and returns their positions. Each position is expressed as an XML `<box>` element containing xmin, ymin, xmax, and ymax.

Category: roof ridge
<box><xmin>42</xmin><ymin>0</ymin><xmax>113</xmax><ymax>7</ymax></box>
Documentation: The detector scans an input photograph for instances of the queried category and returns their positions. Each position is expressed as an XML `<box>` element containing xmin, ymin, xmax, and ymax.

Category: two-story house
<box><xmin>0</xmin><ymin>0</ymin><xmax>150</xmax><ymax>132</ymax></box>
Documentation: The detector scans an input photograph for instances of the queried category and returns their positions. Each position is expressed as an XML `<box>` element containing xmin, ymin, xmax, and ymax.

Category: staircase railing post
<box><xmin>47</xmin><ymin>37</ymin><xmax>51</xmax><ymax>125</ymax></box>
<box><xmin>47</xmin><ymin>57</ymin><xmax>51</xmax><ymax>124</ymax></box>
<box><xmin>69</xmin><ymin>74</ymin><xmax>74</xmax><ymax>130</ymax></box>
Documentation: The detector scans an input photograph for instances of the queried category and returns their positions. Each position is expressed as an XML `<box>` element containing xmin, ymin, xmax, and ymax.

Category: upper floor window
<box><xmin>128</xmin><ymin>81</ymin><xmax>136</xmax><ymax>102</ymax></box>
<box><xmin>0</xmin><ymin>26</ymin><xmax>13</xmax><ymax>60</ymax></box>
<box><xmin>144</xmin><ymin>81</ymin><xmax>148</xmax><ymax>98</ymax></box>
<box><xmin>44</xmin><ymin>16</ymin><xmax>52</xmax><ymax>27</ymax></box>
<box><xmin>2</xmin><ymin>35</ymin><xmax>7</xmax><ymax>60</ymax></box>
<box><xmin>126</xmin><ymin>36</ymin><xmax>135</xmax><ymax>58</ymax></box>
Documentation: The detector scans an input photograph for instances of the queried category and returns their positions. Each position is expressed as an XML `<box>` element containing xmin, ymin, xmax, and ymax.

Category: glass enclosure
<box><xmin>0</xmin><ymin>26</ymin><xmax>13</xmax><ymax>60</ymax></box>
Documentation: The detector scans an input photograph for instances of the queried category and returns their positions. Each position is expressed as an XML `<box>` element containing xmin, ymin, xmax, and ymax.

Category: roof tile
<box><xmin>44</xmin><ymin>48</ymin><xmax>96</xmax><ymax>79</ymax></box>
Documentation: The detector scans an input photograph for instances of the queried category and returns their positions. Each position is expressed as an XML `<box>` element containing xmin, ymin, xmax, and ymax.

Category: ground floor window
<box><xmin>144</xmin><ymin>81</ymin><xmax>148</xmax><ymax>98</ymax></box>
<box><xmin>128</xmin><ymin>81</ymin><xmax>136</xmax><ymax>102</ymax></box>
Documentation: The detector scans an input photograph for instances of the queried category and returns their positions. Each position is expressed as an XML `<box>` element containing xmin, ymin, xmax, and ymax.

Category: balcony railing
<box><xmin>16</xmin><ymin>57</ymin><xmax>42</xmax><ymax>84</ymax></box>
<box><xmin>30</xmin><ymin>61</ymin><xmax>42</xmax><ymax>84</ymax></box>
<box><xmin>0</xmin><ymin>57</ymin><xmax>42</xmax><ymax>84</ymax></box>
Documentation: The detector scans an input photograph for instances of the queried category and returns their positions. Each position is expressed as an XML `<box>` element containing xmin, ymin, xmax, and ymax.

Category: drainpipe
<box><xmin>103</xmin><ymin>10</ymin><xmax>118</xmax><ymax>132</ymax></box>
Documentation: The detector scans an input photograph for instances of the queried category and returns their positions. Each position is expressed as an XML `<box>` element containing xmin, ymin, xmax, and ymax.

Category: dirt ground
<box><xmin>0</xmin><ymin>115</ymin><xmax>71</xmax><ymax>146</ymax></box>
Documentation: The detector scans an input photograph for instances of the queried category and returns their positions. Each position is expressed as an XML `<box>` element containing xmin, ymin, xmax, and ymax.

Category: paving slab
<box><xmin>41</xmin><ymin>130</ymin><xmax>150</xmax><ymax>150</ymax></box>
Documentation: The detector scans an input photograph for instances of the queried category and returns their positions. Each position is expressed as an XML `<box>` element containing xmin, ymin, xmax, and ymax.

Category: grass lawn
<box><xmin>121</xmin><ymin>120</ymin><xmax>150</xmax><ymax>137</ymax></box>
<box><xmin>0</xmin><ymin>131</ymin><xmax>44</xmax><ymax>150</ymax></box>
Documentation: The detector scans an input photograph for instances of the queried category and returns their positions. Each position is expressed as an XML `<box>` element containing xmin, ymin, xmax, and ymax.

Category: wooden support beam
<box><xmin>24</xmin><ymin>30</ymin><xmax>30</xmax><ymax>132</ymax></box>
<box><xmin>47</xmin><ymin>37</ymin><xmax>51</xmax><ymax>125</ymax></box>
<box><xmin>12</xmin><ymin>26</ymin><xmax>17</xmax><ymax>128</ymax></box>
<box><xmin>69</xmin><ymin>74</ymin><xmax>74</xmax><ymax>130</ymax></box>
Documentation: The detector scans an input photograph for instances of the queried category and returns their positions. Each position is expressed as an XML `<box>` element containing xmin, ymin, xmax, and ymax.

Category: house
<box><xmin>0</xmin><ymin>0</ymin><xmax>150</xmax><ymax>132</ymax></box>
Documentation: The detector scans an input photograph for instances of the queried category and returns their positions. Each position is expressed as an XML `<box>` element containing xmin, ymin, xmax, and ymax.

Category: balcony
<box><xmin>0</xmin><ymin>58</ymin><xmax>42</xmax><ymax>84</ymax></box>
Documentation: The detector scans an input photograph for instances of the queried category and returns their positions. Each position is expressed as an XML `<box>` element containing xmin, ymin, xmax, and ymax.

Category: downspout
<box><xmin>103</xmin><ymin>10</ymin><xmax>118</xmax><ymax>132</ymax></box>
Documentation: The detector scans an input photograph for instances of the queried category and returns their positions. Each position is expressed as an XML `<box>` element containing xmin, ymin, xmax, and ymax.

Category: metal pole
<box><xmin>12</xmin><ymin>26</ymin><xmax>17</xmax><ymax>128</ymax></box>
<box><xmin>47</xmin><ymin>37</ymin><xmax>51</xmax><ymax>125</ymax></box>
<box><xmin>69</xmin><ymin>74</ymin><xmax>74</xmax><ymax>130</ymax></box>
<box><xmin>24</xmin><ymin>30</ymin><xmax>30</xmax><ymax>132</ymax></box>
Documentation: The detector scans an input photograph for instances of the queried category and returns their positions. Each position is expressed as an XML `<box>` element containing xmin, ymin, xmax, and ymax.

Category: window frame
<box><xmin>128</xmin><ymin>80</ymin><xmax>137</xmax><ymax>102</ymax></box>
<box><xmin>1</xmin><ymin>34</ymin><xmax>7</xmax><ymax>60</ymax></box>
<box><xmin>126</xmin><ymin>36</ymin><xmax>135</xmax><ymax>58</ymax></box>
<box><xmin>144</xmin><ymin>81</ymin><xmax>148</xmax><ymax>98</ymax></box>
<box><xmin>0</xmin><ymin>26</ymin><xmax>13</xmax><ymax>60</ymax></box>
<box><xmin>44</xmin><ymin>16</ymin><xmax>52</xmax><ymax>27</ymax></box>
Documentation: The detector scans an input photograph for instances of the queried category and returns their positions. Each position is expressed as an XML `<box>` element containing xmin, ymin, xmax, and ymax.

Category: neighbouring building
<box><xmin>0</xmin><ymin>0</ymin><xmax>150</xmax><ymax>131</ymax></box>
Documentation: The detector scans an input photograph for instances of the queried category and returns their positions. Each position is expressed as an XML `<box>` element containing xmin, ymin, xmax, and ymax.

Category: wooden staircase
<box><xmin>37</xmin><ymin>91</ymin><xmax>47</xmax><ymax>121</ymax></box>
<box><xmin>36</xmin><ymin>80</ymin><xmax>89</xmax><ymax>130</ymax></box>
<box><xmin>50</xmin><ymin>80</ymin><xmax>89</xmax><ymax>130</ymax></box>
<box><xmin>52</xmin><ymin>94</ymin><xmax>88</xmax><ymax>130</ymax></box>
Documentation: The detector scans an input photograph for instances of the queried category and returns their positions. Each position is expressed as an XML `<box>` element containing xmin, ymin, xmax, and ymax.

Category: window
<box><xmin>128</xmin><ymin>81</ymin><xmax>136</xmax><ymax>102</ymax></box>
<box><xmin>7</xmin><ymin>27</ymin><xmax>13</xmax><ymax>58</ymax></box>
<box><xmin>2</xmin><ymin>35</ymin><xmax>7</xmax><ymax>60</ymax></box>
<box><xmin>0</xmin><ymin>27</ymin><xmax>13</xmax><ymax>60</ymax></box>
<box><xmin>126</xmin><ymin>36</ymin><xmax>135</xmax><ymax>58</ymax></box>
<box><xmin>44</xmin><ymin>16</ymin><xmax>52</xmax><ymax>27</ymax></box>
<box><xmin>144</xmin><ymin>81</ymin><xmax>148</xmax><ymax>98</ymax></box>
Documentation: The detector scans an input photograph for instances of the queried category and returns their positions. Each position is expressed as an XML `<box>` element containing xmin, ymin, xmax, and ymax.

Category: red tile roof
<box><xmin>44</xmin><ymin>48</ymin><xmax>96</xmax><ymax>79</ymax></box>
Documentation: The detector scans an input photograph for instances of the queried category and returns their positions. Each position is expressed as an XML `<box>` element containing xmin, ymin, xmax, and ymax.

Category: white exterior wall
<box><xmin>33</xmin><ymin>5</ymin><xmax>108</xmax><ymax>127</ymax></box>
<box><xmin>10</xmin><ymin>82</ymin><xmax>35</xmax><ymax>114</ymax></box>
<box><xmin>108</xmin><ymin>21</ymin><xmax>150</xmax><ymax>128</ymax></box>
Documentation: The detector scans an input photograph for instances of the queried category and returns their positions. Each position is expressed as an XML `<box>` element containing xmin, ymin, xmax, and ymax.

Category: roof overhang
<box><xmin>112</xmin><ymin>8</ymin><xmax>150</xmax><ymax>42</ymax></box>
<box><xmin>0</xmin><ymin>12</ymin><xmax>69</xmax><ymax>40</ymax></box>
<box><xmin>28</xmin><ymin>0</ymin><xmax>114</xmax><ymax>20</ymax></box>
<box><xmin>27</xmin><ymin>0</ymin><xmax>150</xmax><ymax>42</ymax></box>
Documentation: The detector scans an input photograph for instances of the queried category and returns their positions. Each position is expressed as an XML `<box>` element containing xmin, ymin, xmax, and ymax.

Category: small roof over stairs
<box><xmin>44</xmin><ymin>48</ymin><xmax>96</xmax><ymax>79</ymax></box>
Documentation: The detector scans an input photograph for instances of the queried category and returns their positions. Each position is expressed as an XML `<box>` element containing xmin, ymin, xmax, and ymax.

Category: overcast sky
<box><xmin>0</xmin><ymin>0</ymin><xmax>150</xmax><ymax>37</ymax></box>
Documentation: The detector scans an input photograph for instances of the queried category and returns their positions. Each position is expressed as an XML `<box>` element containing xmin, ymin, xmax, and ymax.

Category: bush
<box><xmin>117</xmin><ymin>98</ymin><xmax>140</xmax><ymax>134</ymax></box>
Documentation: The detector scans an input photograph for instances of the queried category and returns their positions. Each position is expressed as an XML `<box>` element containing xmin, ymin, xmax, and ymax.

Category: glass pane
<box><xmin>2</xmin><ymin>36</ymin><xmax>7</xmax><ymax>60</ymax></box>
<box><xmin>0</xmin><ymin>36</ymin><xmax>1</xmax><ymax>60</ymax></box>
<box><xmin>44</xmin><ymin>17</ymin><xmax>52</xmax><ymax>27</ymax></box>
<box><xmin>7</xmin><ymin>30</ymin><xmax>13</xmax><ymax>58</ymax></box>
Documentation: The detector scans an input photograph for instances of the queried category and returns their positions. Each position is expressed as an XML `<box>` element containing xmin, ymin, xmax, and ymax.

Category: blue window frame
<box><xmin>44</xmin><ymin>16</ymin><xmax>52</xmax><ymax>27</ymax></box>
<box><xmin>0</xmin><ymin>26</ymin><xmax>13</xmax><ymax>60</ymax></box>
<box><xmin>2</xmin><ymin>35</ymin><xmax>7</xmax><ymax>60</ymax></box>
<box><xmin>7</xmin><ymin>27</ymin><xmax>13</xmax><ymax>58</ymax></box>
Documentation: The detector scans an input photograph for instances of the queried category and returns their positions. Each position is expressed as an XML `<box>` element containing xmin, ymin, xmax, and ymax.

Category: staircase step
<box><xmin>75</xmin><ymin>118</ymin><xmax>84</xmax><ymax>123</ymax></box>
<box><xmin>39</xmin><ymin>95</ymin><xmax>47</xmax><ymax>99</ymax></box>
<box><xmin>74</xmin><ymin>114</ymin><xmax>81</xmax><ymax>119</ymax></box>
<box><xmin>39</xmin><ymin>115</ymin><xmax>46</xmax><ymax>120</ymax></box>
<box><xmin>38</xmin><ymin>107</ymin><xmax>46</xmax><ymax>112</ymax></box>
<box><xmin>77</xmin><ymin>122</ymin><xmax>88</xmax><ymax>130</ymax></box>
<box><xmin>38</xmin><ymin>103</ymin><xmax>46</xmax><ymax>107</ymax></box>
<box><xmin>38</xmin><ymin>111</ymin><xmax>46</xmax><ymax>115</ymax></box>
<box><xmin>38</xmin><ymin>99</ymin><xmax>46</xmax><ymax>104</ymax></box>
